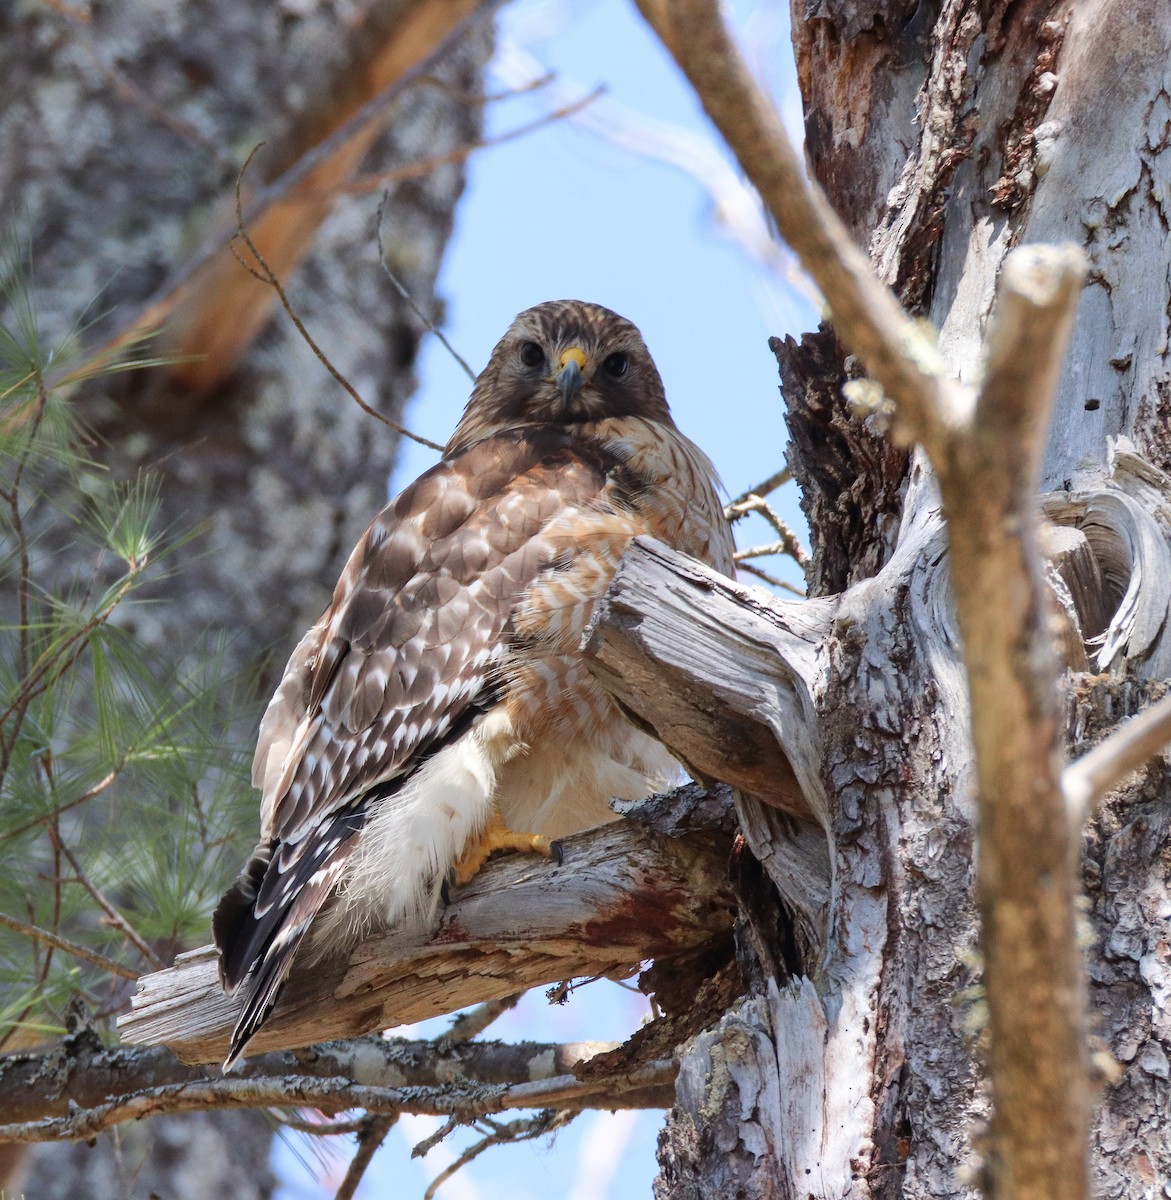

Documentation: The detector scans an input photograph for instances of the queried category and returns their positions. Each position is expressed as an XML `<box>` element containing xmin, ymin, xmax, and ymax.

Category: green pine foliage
<box><xmin>0</xmin><ymin>240</ymin><xmax>257</xmax><ymax>1048</ymax></box>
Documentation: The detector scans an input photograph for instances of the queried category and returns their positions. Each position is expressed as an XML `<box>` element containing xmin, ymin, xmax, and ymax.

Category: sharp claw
<box><xmin>440</xmin><ymin>869</ymin><xmax>456</xmax><ymax>905</ymax></box>
<box><xmin>550</xmin><ymin>839</ymin><xmax>564</xmax><ymax>866</ymax></box>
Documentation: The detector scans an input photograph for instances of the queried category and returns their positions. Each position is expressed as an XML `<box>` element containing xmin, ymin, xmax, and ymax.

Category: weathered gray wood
<box><xmin>119</xmin><ymin>818</ymin><xmax>734</xmax><ymax>1065</ymax></box>
<box><xmin>583</xmin><ymin>536</ymin><xmax>832</xmax><ymax>820</ymax></box>
<box><xmin>633</xmin><ymin>4</ymin><xmax>1171</xmax><ymax>1199</ymax></box>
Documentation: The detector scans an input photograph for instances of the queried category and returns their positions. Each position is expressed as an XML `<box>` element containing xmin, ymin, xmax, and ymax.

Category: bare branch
<box><xmin>421</xmin><ymin>1110</ymin><xmax>572</xmax><ymax>1200</ymax></box>
<box><xmin>48</xmin><ymin>827</ymin><xmax>164</xmax><ymax>970</ymax></box>
<box><xmin>633</xmin><ymin>0</ymin><xmax>962</xmax><ymax>459</ymax></box>
<box><xmin>725</xmin><ymin>465</ymin><xmax>792</xmax><ymax>510</ymax></box>
<box><xmin>375</xmin><ymin>196</ymin><xmax>477</xmax><ymax>386</ymax></box>
<box><xmin>726</xmin><ymin>493</ymin><xmax>810</xmax><ymax>573</ymax></box>
<box><xmin>975</xmin><ymin>245</ymin><xmax>1089</xmax><ymax>484</ymax></box>
<box><xmin>939</xmin><ymin>245</ymin><xmax>1090</xmax><ymax>1200</ymax></box>
<box><xmin>0</xmin><ymin>1034</ymin><xmax>673</xmax><ymax>1145</ymax></box>
<box><xmin>335</xmin><ymin>1114</ymin><xmax>397</xmax><ymax>1200</ymax></box>
<box><xmin>1064</xmin><ymin>690</ymin><xmax>1171</xmax><ymax>826</ymax></box>
<box><xmin>340</xmin><ymin>87</ymin><xmax>605</xmax><ymax>200</ymax></box>
<box><xmin>735</xmin><ymin>560</ymin><xmax>805</xmax><ymax>596</ymax></box>
<box><xmin>440</xmin><ymin>993</ymin><xmax>522</xmax><ymax>1043</ymax></box>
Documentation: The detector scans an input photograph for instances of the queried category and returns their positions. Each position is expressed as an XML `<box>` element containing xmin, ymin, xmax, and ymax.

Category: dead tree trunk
<box><xmin>634</xmin><ymin>2</ymin><xmax>1171</xmax><ymax>1197</ymax></box>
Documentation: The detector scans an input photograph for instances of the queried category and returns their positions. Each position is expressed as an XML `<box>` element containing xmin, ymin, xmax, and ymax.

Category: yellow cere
<box><xmin>558</xmin><ymin>346</ymin><xmax>588</xmax><ymax>371</ymax></box>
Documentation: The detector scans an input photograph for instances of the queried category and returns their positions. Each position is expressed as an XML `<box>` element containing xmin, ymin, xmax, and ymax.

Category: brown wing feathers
<box><xmin>213</xmin><ymin>429</ymin><xmax>616</xmax><ymax>1062</ymax></box>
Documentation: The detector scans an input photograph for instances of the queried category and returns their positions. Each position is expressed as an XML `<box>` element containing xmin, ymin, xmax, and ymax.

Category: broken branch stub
<box><xmin>582</xmin><ymin>535</ymin><xmax>830</xmax><ymax>822</ymax></box>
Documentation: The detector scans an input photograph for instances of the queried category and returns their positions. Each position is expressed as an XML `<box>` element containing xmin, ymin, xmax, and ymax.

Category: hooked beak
<box><xmin>554</xmin><ymin>346</ymin><xmax>587</xmax><ymax>406</ymax></box>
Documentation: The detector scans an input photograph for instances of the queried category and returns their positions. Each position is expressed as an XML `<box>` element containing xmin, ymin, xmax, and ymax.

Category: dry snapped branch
<box><xmin>120</xmin><ymin>798</ymin><xmax>735</xmax><ymax>1066</ymax></box>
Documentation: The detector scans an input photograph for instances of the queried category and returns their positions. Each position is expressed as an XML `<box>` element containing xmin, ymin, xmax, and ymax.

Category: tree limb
<box><xmin>1064</xmin><ymin>689</ymin><xmax>1171</xmax><ymax>826</ymax></box>
<box><xmin>118</xmin><ymin>814</ymin><xmax>734</xmax><ymax>1064</ymax></box>
<box><xmin>583</xmin><ymin>537</ymin><xmax>832</xmax><ymax>823</ymax></box>
<box><xmin>0</xmin><ymin>1032</ymin><xmax>670</xmax><ymax>1145</ymax></box>
<box><xmin>633</xmin><ymin>0</ymin><xmax>964</xmax><ymax>461</ymax></box>
<box><xmin>941</xmin><ymin>246</ymin><xmax>1090</xmax><ymax>1200</ymax></box>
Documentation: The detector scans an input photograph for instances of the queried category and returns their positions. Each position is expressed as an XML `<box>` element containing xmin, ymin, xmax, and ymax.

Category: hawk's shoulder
<box><xmin>251</xmin><ymin>425</ymin><xmax>636</xmax><ymax>848</ymax></box>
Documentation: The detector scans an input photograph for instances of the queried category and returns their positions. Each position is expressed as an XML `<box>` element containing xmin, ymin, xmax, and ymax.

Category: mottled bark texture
<box><xmin>2</xmin><ymin>0</ymin><xmax>490</xmax><ymax>672</ymax></box>
<box><xmin>643</xmin><ymin>1</ymin><xmax>1171</xmax><ymax>1197</ymax></box>
<box><xmin>2</xmin><ymin>1</ymin><xmax>490</xmax><ymax>1195</ymax></box>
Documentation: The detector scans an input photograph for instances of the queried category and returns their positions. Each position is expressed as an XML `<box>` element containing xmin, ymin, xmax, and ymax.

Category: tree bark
<box><xmin>1</xmin><ymin>2</ymin><xmax>491</xmax><ymax>1194</ymax></box>
<box><xmin>636</xmin><ymin>2</ymin><xmax>1171</xmax><ymax>1197</ymax></box>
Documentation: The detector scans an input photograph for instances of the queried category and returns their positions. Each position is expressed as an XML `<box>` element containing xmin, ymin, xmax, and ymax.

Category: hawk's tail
<box><xmin>213</xmin><ymin>805</ymin><xmax>365</xmax><ymax>1071</ymax></box>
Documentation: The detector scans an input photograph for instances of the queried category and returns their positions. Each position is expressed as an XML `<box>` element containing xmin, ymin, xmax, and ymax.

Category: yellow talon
<box><xmin>450</xmin><ymin>809</ymin><xmax>561</xmax><ymax>886</ymax></box>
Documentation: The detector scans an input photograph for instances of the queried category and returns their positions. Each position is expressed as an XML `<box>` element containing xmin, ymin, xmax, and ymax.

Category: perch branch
<box><xmin>1063</xmin><ymin>690</ymin><xmax>1171</xmax><ymax>826</ymax></box>
<box><xmin>118</xmin><ymin>813</ymin><xmax>734</xmax><ymax>1064</ymax></box>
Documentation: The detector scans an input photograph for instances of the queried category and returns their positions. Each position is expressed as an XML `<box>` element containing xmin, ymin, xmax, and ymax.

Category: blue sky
<box><xmin>275</xmin><ymin>1</ymin><xmax>813</xmax><ymax>1195</ymax></box>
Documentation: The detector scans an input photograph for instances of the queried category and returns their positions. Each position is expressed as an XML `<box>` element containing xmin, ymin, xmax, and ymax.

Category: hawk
<box><xmin>213</xmin><ymin>300</ymin><xmax>734</xmax><ymax>1067</ymax></box>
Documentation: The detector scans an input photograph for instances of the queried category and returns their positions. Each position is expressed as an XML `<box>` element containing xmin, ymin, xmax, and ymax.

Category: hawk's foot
<box><xmin>451</xmin><ymin>810</ymin><xmax>563</xmax><ymax>886</ymax></box>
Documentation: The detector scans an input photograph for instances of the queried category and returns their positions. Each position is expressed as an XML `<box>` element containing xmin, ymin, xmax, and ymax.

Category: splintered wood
<box><xmin>120</xmin><ymin>818</ymin><xmax>734</xmax><ymax>1064</ymax></box>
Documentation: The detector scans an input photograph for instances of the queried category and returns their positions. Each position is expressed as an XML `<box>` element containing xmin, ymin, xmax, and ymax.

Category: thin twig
<box><xmin>440</xmin><ymin>993</ymin><xmax>523</xmax><ymax>1043</ymax></box>
<box><xmin>0</xmin><ymin>911</ymin><xmax>137</xmax><ymax>981</ymax></box>
<box><xmin>375</xmin><ymin>196</ymin><xmax>476</xmax><ymax>386</ymax></box>
<box><xmin>410</xmin><ymin>1114</ymin><xmax>462</xmax><ymax>1159</ymax></box>
<box><xmin>230</xmin><ymin>145</ymin><xmax>444</xmax><ymax>453</ymax></box>
<box><xmin>421</xmin><ymin>1110</ymin><xmax>572</xmax><ymax>1200</ymax></box>
<box><xmin>412</xmin><ymin>70</ymin><xmax>556</xmax><ymax>107</ymax></box>
<box><xmin>942</xmin><ymin>245</ymin><xmax>1090</xmax><ymax>1200</ymax></box>
<box><xmin>1064</xmin><ymin>690</ymin><xmax>1171</xmax><ymax>826</ymax></box>
<box><xmin>7</xmin><ymin>383</ymin><xmax>49</xmax><ymax>685</ymax></box>
<box><xmin>735</xmin><ymin>559</ymin><xmax>805</xmax><ymax>597</ymax></box>
<box><xmin>735</xmin><ymin>542</ymin><xmax>800</xmax><ymax>563</ymax></box>
<box><xmin>725</xmin><ymin>465</ymin><xmax>792</xmax><ymax>510</ymax></box>
<box><xmin>48</xmin><ymin>827</ymin><xmax>164</xmax><ymax>969</ymax></box>
<box><xmin>335</xmin><ymin>1113</ymin><xmax>398</xmax><ymax>1200</ymax></box>
<box><xmin>726</xmin><ymin>493</ymin><xmax>810</xmax><ymax>570</ymax></box>
<box><xmin>0</xmin><ymin>768</ymin><xmax>119</xmax><ymax>848</ymax></box>
<box><xmin>323</xmin><ymin>88</ymin><xmax>605</xmax><ymax>200</ymax></box>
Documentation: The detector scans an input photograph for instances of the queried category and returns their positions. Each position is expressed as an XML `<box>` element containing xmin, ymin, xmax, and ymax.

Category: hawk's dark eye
<box><xmin>519</xmin><ymin>342</ymin><xmax>545</xmax><ymax>369</ymax></box>
<box><xmin>602</xmin><ymin>352</ymin><xmax>629</xmax><ymax>378</ymax></box>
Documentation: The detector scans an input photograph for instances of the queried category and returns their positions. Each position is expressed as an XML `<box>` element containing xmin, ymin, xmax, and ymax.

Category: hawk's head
<box><xmin>447</xmin><ymin>300</ymin><xmax>673</xmax><ymax>454</ymax></box>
